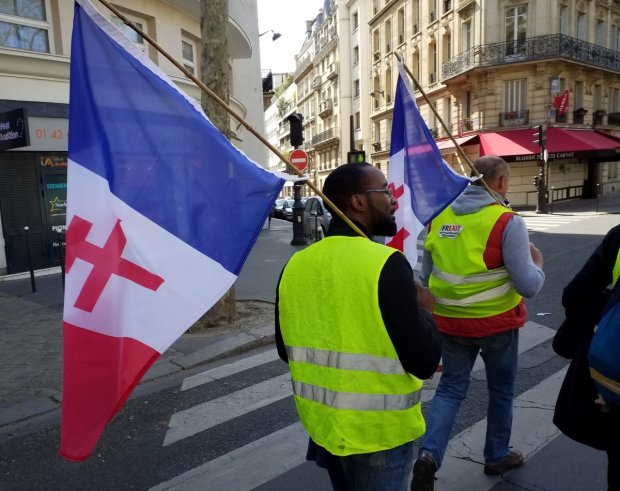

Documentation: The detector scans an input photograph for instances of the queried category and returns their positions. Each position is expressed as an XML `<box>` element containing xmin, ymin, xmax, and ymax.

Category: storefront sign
<box><xmin>7</xmin><ymin>117</ymin><xmax>68</xmax><ymax>152</ymax></box>
<box><xmin>0</xmin><ymin>108</ymin><xmax>30</xmax><ymax>151</ymax></box>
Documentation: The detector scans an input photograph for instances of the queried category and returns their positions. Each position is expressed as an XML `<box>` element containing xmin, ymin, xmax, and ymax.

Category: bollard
<box><xmin>24</xmin><ymin>226</ymin><xmax>36</xmax><ymax>293</ymax></box>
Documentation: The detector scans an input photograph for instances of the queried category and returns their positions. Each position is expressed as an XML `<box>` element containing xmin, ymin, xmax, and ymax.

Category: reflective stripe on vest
<box><xmin>286</xmin><ymin>346</ymin><xmax>408</xmax><ymax>375</ymax></box>
<box><xmin>431</xmin><ymin>265</ymin><xmax>510</xmax><ymax>285</ymax></box>
<box><xmin>292</xmin><ymin>380</ymin><xmax>422</xmax><ymax>411</ymax></box>
<box><xmin>434</xmin><ymin>282</ymin><xmax>514</xmax><ymax>306</ymax></box>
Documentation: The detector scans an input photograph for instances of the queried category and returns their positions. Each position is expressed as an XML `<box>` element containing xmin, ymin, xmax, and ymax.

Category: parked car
<box><xmin>284</xmin><ymin>197</ymin><xmax>308</xmax><ymax>221</ymax></box>
<box><xmin>272</xmin><ymin>198</ymin><xmax>287</xmax><ymax>219</ymax></box>
<box><xmin>303</xmin><ymin>196</ymin><xmax>331</xmax><ymax>241</ymax></box>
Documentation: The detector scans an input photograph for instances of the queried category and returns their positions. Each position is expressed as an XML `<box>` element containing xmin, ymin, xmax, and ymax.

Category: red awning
<box><xmin>479</xmin><ymin>128</ymin><xmax>620</xmax><ymax>162</ymax></box>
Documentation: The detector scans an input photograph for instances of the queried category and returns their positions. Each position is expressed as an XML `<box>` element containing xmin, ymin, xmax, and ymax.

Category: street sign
<box><xmin>289</xmin><ymin>149</ymin><xmax>308</xmax><ymax>173</ymax></box>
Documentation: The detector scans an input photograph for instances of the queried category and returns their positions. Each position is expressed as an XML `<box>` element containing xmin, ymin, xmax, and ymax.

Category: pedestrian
<box><xmin>412</xmin><ymin>155</ymin><xmax>545</xmax><ymax>490</ymax></box>
<box><xmin>275</xmin><ymin>162</ymin><xmax>441</xmax><ymax>491</ymax></box>
<box><xmin>553</xmin><ymin>224</ymin><xmax>620</xmax><ymax>491</ymax></box>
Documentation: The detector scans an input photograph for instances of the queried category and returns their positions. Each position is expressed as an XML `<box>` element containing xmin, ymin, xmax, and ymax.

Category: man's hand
<box><xmin>415</xmin><ymin>281</ymin><xmax>435</xmax><ymax>313</ymax></box>
<box><xmin>529</xmin><ymin>242</ymin><xmax>544</xmax><ymax>268</ymax></box>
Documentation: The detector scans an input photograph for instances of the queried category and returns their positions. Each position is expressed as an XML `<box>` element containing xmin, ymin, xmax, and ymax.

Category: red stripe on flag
<box><xmin>60</xmin><ymin>322</ymin><xmax>160</xmax><ymax>461</ymax></box>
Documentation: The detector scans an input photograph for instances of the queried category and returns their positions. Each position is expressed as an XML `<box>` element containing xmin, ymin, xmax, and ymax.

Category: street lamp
<box><xmin>259</xmin><ymin>29</ymin><xmax>281</xmax><ymax>41</ymax></box>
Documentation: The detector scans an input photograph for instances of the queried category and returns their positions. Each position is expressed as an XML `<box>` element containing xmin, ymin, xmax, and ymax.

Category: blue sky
<box><xmin>257</xmin><ymin>0</ymin><xmax>323</xmax><ymax>73</ymax></box>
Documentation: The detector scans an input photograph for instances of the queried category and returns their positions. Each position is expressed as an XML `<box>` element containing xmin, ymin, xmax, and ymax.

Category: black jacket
<box><xmin>553</xmin><ymin>224</ymin><xmax>620</xmax><ymax>451</ymax></box>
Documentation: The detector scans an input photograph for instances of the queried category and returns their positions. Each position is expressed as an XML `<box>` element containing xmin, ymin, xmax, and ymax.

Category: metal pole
<box><xmin>291</xmin><ymin>182</ymin><xmax>307</xmax><ymax>246</ymax></box>
<box><xmin>96</xmin><ymin>0</ymin><xmax>368</xmax><ymax>240</ymax></box>
<box><xmin>596</xmin><ymin>183</ymin><xmax>600</xmax><ymax>213</ymax></box>
<box><xmin>24</xmin><ymin>226</ymin><xmax>36</xmax><ymax>293</ymax></box>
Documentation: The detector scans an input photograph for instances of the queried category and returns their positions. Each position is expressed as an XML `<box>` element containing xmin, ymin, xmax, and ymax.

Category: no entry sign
<box><xmin>289</xmin><ymin>149</ymin><xmax>308</xmax><ymax>173</ymax></box>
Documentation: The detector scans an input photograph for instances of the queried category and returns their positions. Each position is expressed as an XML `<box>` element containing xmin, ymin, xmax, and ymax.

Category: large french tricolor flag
<box><xmin>386</xmin><ymin>65</ymin><xmax>470</xmax><ymax>266</ymax></box>
<box><xmin>61</xmin><ymin>0</ymin><xmax>284</xmax><ymax>461</ymax></box>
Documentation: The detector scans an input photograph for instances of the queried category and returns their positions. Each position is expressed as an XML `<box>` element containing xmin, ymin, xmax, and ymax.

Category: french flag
<box><xmin>386</xmin><ymin>64</ymin><xmax>470</xmax><ymax>266</ymax></box>
<box><xmin>61</xmin><ymin>0</ymin><xmax>284</xmax><ymax>461</ymax></box>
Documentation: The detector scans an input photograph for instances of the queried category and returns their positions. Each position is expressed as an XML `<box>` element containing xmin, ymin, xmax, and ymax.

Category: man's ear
<box><xmin>349</xmin><ymin>193</ymin><xmax>366</xmax><ymax>212</ymax></box>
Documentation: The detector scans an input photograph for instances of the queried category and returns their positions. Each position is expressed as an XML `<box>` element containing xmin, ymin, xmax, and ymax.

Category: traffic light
<box><xmin>533</xmin><ymin>125</ymin><xmax>547</xmax><ymax>148</ymax></box>
<box><xmin>287</xmin><ymin>113</ymin><xmax>304</xmax><ymax>147</ymax></box>
<box><xmin>532</xmin><ymin>175</ymin><xmax>540</xmax><ymax>187</ymax></box>
<box><xmin>347</xmin><ymin>150</ymin><xmax>366</xmax><ymax>163</ymax></box>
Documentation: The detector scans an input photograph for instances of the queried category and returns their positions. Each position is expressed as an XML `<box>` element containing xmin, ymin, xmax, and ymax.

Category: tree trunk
<box><xmin>194</xmin><ymin>0</ymin><xmax>236</xmax><ymax>327</ymax></box>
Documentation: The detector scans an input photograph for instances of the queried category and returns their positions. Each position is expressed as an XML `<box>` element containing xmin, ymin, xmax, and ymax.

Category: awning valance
<box><xmin>478</xmin><ymin>128</ymin><xmax>620</xmax><ymax>162</ymax></box>
<box><xmin>435</xmin><ymin>134</ymin><xmax>479</xmax><ymax>152</ymax></box>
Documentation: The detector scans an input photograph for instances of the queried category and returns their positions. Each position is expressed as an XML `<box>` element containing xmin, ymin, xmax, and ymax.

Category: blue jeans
<box><xmin>333</xmin><ymin>441</ymin><xmax>414</xmax><ymax>491</ymax></box>
<box><xmin>419</xmin><ymin>329</ymin><xmax>519</xmax><ymax>468</ymax></box>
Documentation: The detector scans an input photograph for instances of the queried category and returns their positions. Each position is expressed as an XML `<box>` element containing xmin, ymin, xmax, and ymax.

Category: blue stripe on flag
<box><xmin>390</xmin><ymin>67</ymin><xmax>469</xmax><ymax>225</ymax></box>
<box><xmin>69</xmin><ymin>3</ymin><xmax>284</xmax><ymax>274</ymax></box>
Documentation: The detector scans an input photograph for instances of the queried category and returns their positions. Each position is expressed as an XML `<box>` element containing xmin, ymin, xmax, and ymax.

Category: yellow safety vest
<box><xmin>278</xmin><ymin>236</ymin><xmax>425</xmax><ymax>456</ymax></box>
<box><xmin>425</xmin><ymin>204</ymin><xmax>522</xmax><ymax>318</ymax></box>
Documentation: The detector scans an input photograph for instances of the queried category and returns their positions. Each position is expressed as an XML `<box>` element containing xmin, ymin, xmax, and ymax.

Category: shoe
<box><xmin>483</xmin><ymin>450</ymin><xmax>524</xmax><ymax>476</ymax></box>
<box><xmin>411</xmin><ymin>452</ymin><xmax>437</xmax><ymax>491</ymax></box>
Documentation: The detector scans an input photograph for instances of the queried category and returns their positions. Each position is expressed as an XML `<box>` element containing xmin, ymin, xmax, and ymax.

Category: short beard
<box><xmin>368</xmin><ymin>201</ymin><xmax>397</xmax><ymax>236</ymax></box>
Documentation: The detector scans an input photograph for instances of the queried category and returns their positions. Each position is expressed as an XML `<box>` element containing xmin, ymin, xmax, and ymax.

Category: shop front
<box><xmin>0</xmin><ymin>111</ymin><xmax>68</xmax><ymax>275</ymax></box>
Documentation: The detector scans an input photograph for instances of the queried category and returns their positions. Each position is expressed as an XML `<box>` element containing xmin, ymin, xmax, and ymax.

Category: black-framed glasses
<box><xmin>362</xmin><ymin>188</ymin><xmax>393</xmax><ymax>196</ymax></box>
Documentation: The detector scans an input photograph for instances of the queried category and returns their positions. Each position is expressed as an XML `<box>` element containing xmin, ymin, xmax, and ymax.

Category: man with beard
<box><xmin>276</xmin><ymin>162</ymin><xmax>441</xmax><ymax>490</ymax></box>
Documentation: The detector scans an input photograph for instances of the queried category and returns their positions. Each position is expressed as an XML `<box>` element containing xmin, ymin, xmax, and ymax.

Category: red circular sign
<box><xmin>289</xmin><ymin>149</ymin><xmax>308</xmax><ymax>173</ymax></box>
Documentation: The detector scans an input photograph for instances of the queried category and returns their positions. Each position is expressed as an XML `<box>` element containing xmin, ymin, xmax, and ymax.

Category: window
<box><xmin>505</xmin><ymin>6</ymin><xmax>527</xmax><ymax>56</ymax></box>
<box><xmin>596</xmin><ymin>20</ymin><xmax>606</xmax><ymax>46</ymax></box>
<box><xmin>444</xmin><ymin>0</ymin><xmax>452</xmax><ymax>14</ymax></box>
<box><xmin>462</xmin><ymin>19</ymin><xmax>472</xmax><ymax>51</ymax></box>
<box><xmin>577</xmin><ymin>12</ymin><xmax>586</xmax><ymax>41</ymax></box>
<box><xmin>352</xmin><ymin>11</ymin><xmax>359</xmax><ymax>31</ymax></box>
<box><xmin>353</xmin><ymin>79</ymin><xmax>360</xmax><ymax>98</ymax></box>
<box><xmin>442</xmin><ymin>32</ymin><xmax>451</xmax><ymax>62</ymax></box>
<box><xmin>609</xmin><ymin>88</ymin><xmax>620</xmax><ymax>113</ymax></box>
<box><xmin>353</xmin><ymin>45</ymin><xmax>359</xmax><ymax>65</ymax></box>
<box><xmin>385</xmin><ymin>20</ymin><xmax>392</xmax><ymax>52</ymax></box>
<box><xmin>594</xmin><ymin>84</ymin><xmax>603</xmax><ymax>112</ymax></box>
<box><xmin>0</xmin><ymin>0</ymin><xmax>49</xmax><ymax>52</ymax></box>
<box><xmin>354</xmin><ymin>111</ymin><xmax>361</xmax><ymax>130</ymax></box>
<box><xmin>504</xmin><ymin>79</ymin><xmax>527</xmax><ymax>112</ymax></box>
<box><xmin>111</xmin><ymin>14</ymin><xmax>146</xmax><ymax>50</ymax></box>
<box><xmin>412</xmin><ymin>0</ymin><xmax>420</xmax><ymax>33</ymax></box>
<box><xmin>559</xmin><ymin>5</ymin><xmax>569</xmax><ymax>35</ymax></box>
<box><xmin>181</xmin><ymin>36</ymin><xmax>196</xmax><ymax>75</ymax></box>
<box><xmin>398</xmin><ymin>9</ymin><xmax>405</xmax><ymax>44</ymax></box>
<box><xmin>372</xmin><ymin>29</ymin><xmax>380</xmax><ymax>61</ymax></box>
<box><xmin>429</xmin><ymin>42</ymin><xmax>437</xmax><ymax>84</ymax></box>
<box><xmin>385</xmin><ymin>67</ymin><xmax>392</xmax><ymax>103</ymax></box>
<box><xmin>613</xmin><ymin>25</ymin><xmax>620</xmax><ymax>52</ymax></box>
<box><xmin>429</xmin><ymin>0</ymin><xmax>437</xmax><ymax>23</ymax></box>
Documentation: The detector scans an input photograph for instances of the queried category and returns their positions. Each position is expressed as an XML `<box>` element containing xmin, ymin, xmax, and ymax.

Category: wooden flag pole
<box><xmin>95</xmin><ymin>0</ymin><xmax>368</xmax><ymax>239</ymax></box>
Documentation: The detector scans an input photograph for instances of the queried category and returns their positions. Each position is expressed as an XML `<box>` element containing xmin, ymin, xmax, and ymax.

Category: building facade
<box><xmin>268</xmin><ymin>0</ymin><xmax>620</xmax><ymax>209</ymax></box>
<box><xmin>0</xmin><ymin>0</ymin><xmax>265</xmax><ymax>275</ymax></box>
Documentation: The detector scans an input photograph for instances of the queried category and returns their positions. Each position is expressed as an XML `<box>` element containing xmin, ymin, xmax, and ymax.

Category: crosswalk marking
<box><xmin>520</xmin><ymin>213</ymin><xmax>587</xmax><ymax>232</ymax></box>
<box><xmin>181</xmin><ymin>349</ymin><xmax>280</xmax><ymax>391</ymax></box>
<box><xmin>152</xmin><ymin>423</ymin><xmax>308</xmax><ymax>491</ymax></box>
<box><xmin>155</xmin><ymin>319</ymin><xmax>566</xmax><ymax>490</ymax></box>
<box><xmin>163</xmin><ymin>372</ymin><xmax>292</xmax><ymax>446</ymax></box>
<box><xmin>421</xmin><ymin>320</ymin><xmax>555</xmax><ymax>403</ymax></box>
<box><xmin>436</xmin><ymin>367</ymin><xmax>567</xmax><ymax>490</ymax></box>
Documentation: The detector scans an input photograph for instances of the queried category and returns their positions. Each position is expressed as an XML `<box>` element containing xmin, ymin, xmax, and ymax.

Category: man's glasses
<box><xmin>361</xmin><ymin>188</ymin><xmax>393</xmax><ymax>196</ymax></box>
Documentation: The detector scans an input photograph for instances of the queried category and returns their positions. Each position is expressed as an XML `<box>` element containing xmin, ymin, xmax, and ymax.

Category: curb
<box><xmin>0</xmin><ymin>324</ymin><xmax>276</xmax><ymax>430</ymax></box>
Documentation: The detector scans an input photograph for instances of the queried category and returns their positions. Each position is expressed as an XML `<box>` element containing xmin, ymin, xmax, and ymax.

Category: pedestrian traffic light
<box><xmin>533</xmin><ymin>125</ymin><xmax>546</xmax><ymax>148</ymax></box>
<box><xmin>532</xmin><ymin>175</ymin><xmax>540</xmax><ymax>187</ymax></box>
<box><xmin>287</xmin><ymin>113</ymin><xmax>304</xmax><ymax>147</ymax></box>
<box><xmin>347</xmin><ymin>150</ymin><xmax>366</xmax><ymax>163</ymax></box>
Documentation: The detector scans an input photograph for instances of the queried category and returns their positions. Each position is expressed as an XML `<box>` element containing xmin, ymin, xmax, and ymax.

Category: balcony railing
<box><xmin>311</xmin><ymin>127</ymin><xmax>338</xmax><ymax>146</ymax></box>
<box><xmin>311</xmin><ymin>76</ymin><xmax>321</xmax><ymax>91</ymax></box>
<box><xmin>318</xmin><ymin>99</ymin><xmax>333</xmax><ymax>118</ymax></box>
<box><xmin>442</xmin><ymin>33</ymin><xmax>620</xmax><ymax>81</ymax></box>
<box><xmin>499</xmin><ymin>110</ymin><xmax>529</xmax><ymax>127</ymax></box>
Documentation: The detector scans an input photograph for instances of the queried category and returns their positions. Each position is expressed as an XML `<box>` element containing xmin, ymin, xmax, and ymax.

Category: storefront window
<box><xmin>0</xmin><ymin>0</ymin><xmax>49</xmax><ymax>53</ymax></box>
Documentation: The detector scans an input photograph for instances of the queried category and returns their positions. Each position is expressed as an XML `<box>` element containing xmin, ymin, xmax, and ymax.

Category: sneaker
<box><xmin>411</xmin><ymin>452</ymin><xmax>437</xmax><ymax>491</ymax></box>
<box><xmin>483</xmin><ymin>450</ymin><xmax>524</xmax><ymax>476</ymax></box>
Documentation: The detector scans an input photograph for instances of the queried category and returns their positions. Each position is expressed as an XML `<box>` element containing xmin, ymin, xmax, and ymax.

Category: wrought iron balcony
<box><xmin>499</xmin><ymin>110</ymin><xmax>529</xmax><ymax>127</ymax></box>
<box><xmin>442</xmin><ymin>34</ymin><xmax>620</xmax><ymax>81</ymax></box>
<box><xmin>311</xmin><ymin>127</ymin><xmax>338</xmax><ymax>146</ymax></box>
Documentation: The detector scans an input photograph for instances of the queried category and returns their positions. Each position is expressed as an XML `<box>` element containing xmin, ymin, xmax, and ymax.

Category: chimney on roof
<box><xmin>306</xmin><ymin>20</ymin><xmax>313</xmax><ymax>35</ymax></box>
